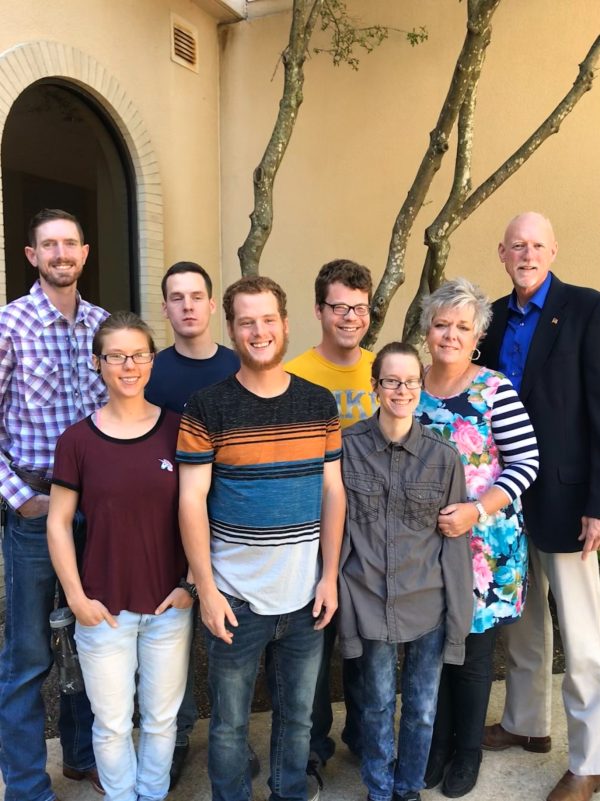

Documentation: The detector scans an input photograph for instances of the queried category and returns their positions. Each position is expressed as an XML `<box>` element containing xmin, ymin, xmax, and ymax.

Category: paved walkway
<box><xmin>4</xmin><ymin>674</ymin><xmax>567</xmax><ymax>801</ymax></box>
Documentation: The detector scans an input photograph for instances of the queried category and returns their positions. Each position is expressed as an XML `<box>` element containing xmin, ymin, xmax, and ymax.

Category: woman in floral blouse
<box><xmin>415</xmin><ymin>278</ymin><xmax>539</xmax><ymax>798</ymax></box>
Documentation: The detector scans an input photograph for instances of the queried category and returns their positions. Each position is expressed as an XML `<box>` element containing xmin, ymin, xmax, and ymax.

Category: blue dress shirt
<box><xmin>498</xmin><ymin>272</ymin><xmax>552</xmax><ymax>392</ymax></box>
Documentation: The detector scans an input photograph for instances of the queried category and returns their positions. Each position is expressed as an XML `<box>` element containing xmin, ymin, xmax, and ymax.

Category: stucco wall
<box><xmin>0</xmin><ymin>0</ymin><xmax>225</xmax><ymax>343</ymax></box>
<box><xmin>220</xmin><ymin>0</ymin><xmax>600</xmax><ymax>357</ymax></box>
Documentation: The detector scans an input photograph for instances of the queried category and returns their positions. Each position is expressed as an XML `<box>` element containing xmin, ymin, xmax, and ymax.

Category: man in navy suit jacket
<box><xmin>478</xmin><ymin>212</ymin><xmax>600</xmax><ymax>801</ymax></box>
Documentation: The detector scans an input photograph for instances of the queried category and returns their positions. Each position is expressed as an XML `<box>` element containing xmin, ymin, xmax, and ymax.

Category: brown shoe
<box><xmin>63</xmin><ymin>765</ymin><xmax>105</xmax><ymax>795</ymax></box>
<box><xmin>546</xmin><ymin>771</ymin><xmax>600</xmax><ymax>801</ymax></box>
<box><xmin>482</xmin><ymin>722</ymin><xmax>551</xmax><ymax>753</ymax></box>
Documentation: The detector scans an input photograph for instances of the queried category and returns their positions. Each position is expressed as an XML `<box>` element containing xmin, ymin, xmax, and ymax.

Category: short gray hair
<box><xmin>420</xmin><ymin>277</ymin><xmax>492</xmax><ymax>339</ymax></box>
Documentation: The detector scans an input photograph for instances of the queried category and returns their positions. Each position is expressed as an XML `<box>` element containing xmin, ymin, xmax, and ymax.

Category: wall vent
<box><xmin>171</xmin><ymin>15</ymin><xmax>199</xmax><ymax>73</ymax></box>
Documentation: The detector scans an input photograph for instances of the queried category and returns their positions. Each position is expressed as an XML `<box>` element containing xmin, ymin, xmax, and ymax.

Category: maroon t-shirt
<box><xmin>53</xmin><ymin>409</ymin><xmax>186</xmax><ymax>615</ymax></box>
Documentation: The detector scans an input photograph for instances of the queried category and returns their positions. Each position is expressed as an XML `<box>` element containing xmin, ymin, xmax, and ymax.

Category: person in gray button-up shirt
<box><xmin>338</xmin><ymin>341</ymin><xmax>472</xmax><ymax>801</ymax></box>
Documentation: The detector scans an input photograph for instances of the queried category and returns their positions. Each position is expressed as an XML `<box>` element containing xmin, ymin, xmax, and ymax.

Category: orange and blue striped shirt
<box><xmin>177</xmin><ymin>374</ymin><xmax>341</xmax><ymax>615</ymax></box>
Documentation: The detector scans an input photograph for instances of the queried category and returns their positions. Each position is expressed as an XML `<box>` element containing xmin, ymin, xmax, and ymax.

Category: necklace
<box><xmin>424</xmin><ymin>363</ymin><xmax>477</xmax><ymax>399</ymax></box>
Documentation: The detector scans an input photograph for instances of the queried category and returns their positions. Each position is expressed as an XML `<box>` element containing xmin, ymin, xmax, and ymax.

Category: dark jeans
<box><xmin>360</xmin><ymin>625</ymin><xmax>445</xmax><ymax>801</ymax></box>
<box><xmin>429</xmin><ymin>628</ymin><xmax>497</xmax><ymax>758</ymax></box>
<box><xmin>0</xmin><ymin>508</ymin><xmax>95</xmax><ymax>801</ymax></box>
<box><xmin>175</xmin><ymin>601</ymin><xmax>199</xmax><ymax>746</ymax></box>
<box><xmin>204</xmin><ymin>596</ymin><xmax>323</xmax><ymax>801</ymax></box>
<box><xmin>310</xmin><ymin>614</ymin><xmax>362</xmax><ymax>761</ymax></box>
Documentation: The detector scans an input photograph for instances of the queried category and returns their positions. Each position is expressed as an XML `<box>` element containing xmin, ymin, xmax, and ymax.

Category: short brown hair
<box><xmin>92</xmin><ymin>311</ymin><xmax>156</xmax><ymax>357</ymax></box>
<box><xmin>315</xmin><ymin>259</ymin><xmax>373</xmax><ymax>306</ymax></box>
<box><xmin>28</xmin><ymin>209</ymin><xmax>85</xmax><ymax>247</ymax></box>
<box><xmin>371</xmin><ymin>341</ymin><xmax>424</xmax><ymax>382</ymax></box>
<box><xmin>223</xmin><ymin>275</ymin><xmax>287</xmax><ymax>323</ymax></box>
<box><xmin>161</xmin><ymin>261</ymin><xmax>213</xmax><ymax>300</ymax></box>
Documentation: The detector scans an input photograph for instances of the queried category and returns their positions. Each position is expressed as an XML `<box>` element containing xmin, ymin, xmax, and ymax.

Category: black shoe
<box><xmin>248</xmin><ymin>745</ymin><xmax>260</xmax><ymax>779</ymax></box>
<box><xmin>442</xmin><ymin>750</ymin><xmax>482</xmax><ymax>798</ymax></box>
<box><xmin>424</xmin><ymin>746</ymin><xmax>454</xmax><ymax>789</ymax></box>
<box><xmin>306</xmin><ymin>753</ymin><xmax>325</xmax><ymax>791</ymax></box>
<box><xmin>393</xmin><ymin>792</ymin><xmax>421</xmax><ymax>801</ymax></box>
<box><xmin>169</xmin><ymin>742</ymin><xmax>190</xmax><ymax>791</ymax></box>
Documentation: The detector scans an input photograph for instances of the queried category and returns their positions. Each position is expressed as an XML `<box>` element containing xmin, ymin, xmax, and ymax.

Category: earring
<box><xmin>470</xmin><ymin>347</ymin><xmax>481</xmax><ymax>362</ymax></box>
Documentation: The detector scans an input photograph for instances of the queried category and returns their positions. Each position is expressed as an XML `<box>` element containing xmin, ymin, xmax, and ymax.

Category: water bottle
<box><xmin>49</xmin><ymin>607</ymin><xmax>85</xmax><ymax>694</ymax></box>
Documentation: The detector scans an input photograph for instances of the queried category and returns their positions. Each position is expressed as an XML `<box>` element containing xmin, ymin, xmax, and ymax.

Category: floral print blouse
<box><xmin>416</xmin><ymin>368</ymin><xmax>539</xmax><ymax>633</ymax></box>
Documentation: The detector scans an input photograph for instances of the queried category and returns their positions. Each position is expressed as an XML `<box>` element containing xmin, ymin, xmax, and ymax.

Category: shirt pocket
<box><xmin>344</xmin><ymin>472</ymin><xmax>384</xmax><ymax>523</ymax></box>
<box><xmin>404</xmin><ymin>482</ymin><xmax>445</xmax><ymax>531</ymax></box>
<box><xmin>22</xmin><ymin>356</ymin><xmax>61</xmax><ymax>406</ymax></box>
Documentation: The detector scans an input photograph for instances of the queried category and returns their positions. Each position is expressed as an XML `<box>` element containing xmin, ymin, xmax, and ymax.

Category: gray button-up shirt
<box><xmin>338</xmin><ymin>414</ymin><xmax>473</xmax><ymax>665</ymax></box>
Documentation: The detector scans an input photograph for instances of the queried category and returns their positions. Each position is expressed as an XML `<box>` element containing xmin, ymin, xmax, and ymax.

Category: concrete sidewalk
<box><xmin>10</xmin><ymin>674</ymin><xmax>567</xmax><ymax>801</ymax></box>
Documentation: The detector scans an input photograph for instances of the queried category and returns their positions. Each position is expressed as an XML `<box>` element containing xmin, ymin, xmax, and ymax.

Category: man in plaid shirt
<box><xmin>0</xmin><ymin>209</ymin><xmax>108</xmax><ymax>801</ymax></box>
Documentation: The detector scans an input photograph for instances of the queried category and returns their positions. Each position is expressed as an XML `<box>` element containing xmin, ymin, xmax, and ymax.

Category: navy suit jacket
<box><xmin>478</xmin><ymin>273</ymin><xmax>600</xmax><ymax>553</ymax></box>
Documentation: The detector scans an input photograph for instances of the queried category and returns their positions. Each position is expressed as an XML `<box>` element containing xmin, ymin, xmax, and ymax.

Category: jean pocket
<box><xmin>404</xmin><ymin>482</ymin><xmax>444</xmax><ymax>531</ymax></box>
<box><xmin>220</xmin><ymin>592</ymin><xmax>249</xmax><ymax>612</ymax></box>
<box><xmin>345</xmin><ymin>472</ymin><xmax>383</xmax><ymax>523</ymax></box>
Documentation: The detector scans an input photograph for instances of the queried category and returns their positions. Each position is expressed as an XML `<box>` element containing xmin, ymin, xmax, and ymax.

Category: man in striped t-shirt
<box><xmin>177</xmin><ymin>275</ymin><xmax>346</xmax><ymax>801</ymax></box>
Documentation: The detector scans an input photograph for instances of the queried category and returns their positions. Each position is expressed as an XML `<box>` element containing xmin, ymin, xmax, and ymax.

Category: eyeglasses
<box><xmin>321</xmin><ymin>301</ymin><xmax>370</xmax><ymax>317</ymax></box>
<box><xmin>99</xmin><ymin>352</ymin><xmax>155</xmax><ymax>365</ymax></box>
<box><xmin>377</xmin><ymin>378</ymin><xmax>422</xmax><ymax>391</ymax></box>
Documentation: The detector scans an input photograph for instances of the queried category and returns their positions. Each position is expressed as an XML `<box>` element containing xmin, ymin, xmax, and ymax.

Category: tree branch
<box><xmin>238</xmin><ymin>0</ymin><xmax>323</xmax><ymax>275</ymax></box>
<box><xmin>461</xmin><ymin>34</ymin><xmax>600</xmax><ymax>220</ymax></box>
<box><xmin>401</xmin><ymin>33</ymin><xmax>600</xmax><ymax>343</ymax></box>
<box><xmin>363</xmin><ymin>0</ymin><xmax>501</xmax><ymax>348</ymax></box>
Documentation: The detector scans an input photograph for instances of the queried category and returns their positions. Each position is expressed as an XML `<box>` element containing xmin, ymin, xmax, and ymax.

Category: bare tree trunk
<box><xmin>401</xmin><ymin>33</ymin><xmax>600</xmax><ymax>344</ymax></box>
<box><xmin>363</xmin><ymin>0</ymin><xmax>501</xmax><ymax>348</ymax></box>
<box><xmin>238</xmin><ymin>0</ymin><xmax>322</xmax><ymax>276</ymax></box>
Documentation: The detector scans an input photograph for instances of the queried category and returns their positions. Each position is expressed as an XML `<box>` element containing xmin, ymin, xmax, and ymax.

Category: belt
<box><xmin>10</xmin><ymin>463</ymin><xmax>52</xmax><ymax>496</ymax></box>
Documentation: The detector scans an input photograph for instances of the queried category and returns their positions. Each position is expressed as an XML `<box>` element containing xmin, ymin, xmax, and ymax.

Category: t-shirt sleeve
<box><xmin>176</xmin><ymin>393</ymin><xmax>215</xmax><ymax>465</ymax></box>
<box><xmin>51</xmin><ymin>426</ymin><xmax>82</xmax><ymax>492</ymax></box>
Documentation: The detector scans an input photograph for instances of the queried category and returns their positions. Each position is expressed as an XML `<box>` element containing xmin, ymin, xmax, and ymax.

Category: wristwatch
<box><xmin>178</xmin><ymin>578</ymin><xmax>198</xmax><ymax>600</ymax></box>
<box><xmin>473</xmin><ymin>501</ymin><xmax>489</xmax><ymax>524</ymax></box>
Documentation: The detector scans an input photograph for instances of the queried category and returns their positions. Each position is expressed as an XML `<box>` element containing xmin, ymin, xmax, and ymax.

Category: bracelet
<box><xmin>178</xmin><ymin>578</ymin><xmax>198</xmax><ymax>600</ymax></box>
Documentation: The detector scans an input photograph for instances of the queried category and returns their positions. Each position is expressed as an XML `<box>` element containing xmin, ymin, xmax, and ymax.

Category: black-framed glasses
<box><xmin>99</xmin><ymin>352</ymin><xmax>155</xmax><ymax>365</ymax></box>
<box><xmin>321</xmin><ymin>301</ymin><xmax>370</xmax><ymax>317</ymax></box>
<box><xmin>377</xmin><ymin>378</ymin><xmax>422</xmax><ymax>391</ymax></box>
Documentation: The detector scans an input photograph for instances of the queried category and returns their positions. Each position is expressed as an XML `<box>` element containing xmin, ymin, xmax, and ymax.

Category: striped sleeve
<box><xmin>490</xmin><ymin>377</ymin><xmax>539</xmax><ymax>501</ymax></box>
<box><xmin>176</xmin><ymin>411</ymin><xmax>215</xmax><ymax>465</ymax></box>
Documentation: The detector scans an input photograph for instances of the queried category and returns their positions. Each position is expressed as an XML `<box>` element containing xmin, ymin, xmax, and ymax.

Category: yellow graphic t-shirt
<box><xmin>286</xmin><ymin>347</ymin><xmax>378</xmax><ymax>429</ymax></box>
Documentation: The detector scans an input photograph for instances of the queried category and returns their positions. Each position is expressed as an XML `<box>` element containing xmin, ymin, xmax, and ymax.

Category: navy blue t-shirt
<box><xmin>145</xmin><ymin>344</ymin><xmax>240</xmax><ymax>413</ymax></box>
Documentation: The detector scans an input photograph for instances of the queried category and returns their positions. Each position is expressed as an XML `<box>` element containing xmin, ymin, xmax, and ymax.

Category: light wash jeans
<box><xmin>76</xmin><ymin>606</ymin><xmax>192</xmax><ymax>801</ymax></box>
<box><xmin>0</xmin><ymin>507</ymin><xmax>95</xmax><ymax>801</ymax></box>
<box><xmin>360</xmin><ymin>624</ymin><xmax>445</xmax><ymax>801</ymax></box>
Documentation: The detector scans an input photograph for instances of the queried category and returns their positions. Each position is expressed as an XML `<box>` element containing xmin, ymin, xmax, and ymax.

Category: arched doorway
<box><xmin>1</xmin><ymin>80</ymin><xmax>138</xmax><ymax>311</ymax></box>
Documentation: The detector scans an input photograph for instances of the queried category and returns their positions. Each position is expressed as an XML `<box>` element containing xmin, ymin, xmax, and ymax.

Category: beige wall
<box><xmin>220</xmin><ymin>0</ymin><xmax>600</xmax><ymax>357</ymax></box>
<box><xmin>0</xmin><ymin>0</ymin><xmax>225</xmax><ymax>343</ymax></box>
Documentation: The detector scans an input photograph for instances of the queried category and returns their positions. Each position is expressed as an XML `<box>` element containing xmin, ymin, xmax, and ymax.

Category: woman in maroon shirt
<box><xmin>47</xmin><ymin>311</ymin><xmax>193</xmax><ymax>801</ymax></box>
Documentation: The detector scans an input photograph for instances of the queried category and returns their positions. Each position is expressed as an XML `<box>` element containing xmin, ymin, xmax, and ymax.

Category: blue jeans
<box><xmin>76</xmin><ymin>607</ymin><xmax>192</xmax><ymax>801</ymax></box>
<box><xmin>0</xmin><ymin>507</ymin><xmax>95</xmax><ymax>801</ymax></box>
<box><xmin>204</xmin><ymin>596</ymin><xmax>323</xmax><ymax>801</ymax></box>
<box><xmin>361</xmin><ymin>624</ymin><xmax>445</xmax><ymax>801</ymax></box>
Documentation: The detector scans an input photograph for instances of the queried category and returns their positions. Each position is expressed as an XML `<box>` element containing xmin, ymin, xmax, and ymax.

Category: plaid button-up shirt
<box><xmin>0</xmin><ymin>281</ymin><xmax>108</xmax><ymax>509</ymax></box>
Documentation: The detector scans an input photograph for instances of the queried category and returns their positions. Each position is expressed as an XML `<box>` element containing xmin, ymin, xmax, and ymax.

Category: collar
<box><xmin>508</xmin><ymin>271</ymin><xmax>552</xmax><ymax>314</ymax></box>
<box><xmin>30</xmin><ymin>280</ymin><xmax>89</xmax><ymax>327</ymax></box>
<box><xmin>367</xmin><ymin>411</ymin><xmax>422</xmax><ymax>455</ymax></box>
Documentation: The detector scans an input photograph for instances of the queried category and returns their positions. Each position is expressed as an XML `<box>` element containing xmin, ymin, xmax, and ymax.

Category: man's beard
<box><xmin>234</xmin><ymin>334</ymin><xmax>289</xmax><ymax>371</ymax></box>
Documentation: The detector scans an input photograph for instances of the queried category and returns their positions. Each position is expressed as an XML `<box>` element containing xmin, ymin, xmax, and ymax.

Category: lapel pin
<box><xmin>551</xmin><ymin>318</ymin><xmax>558</xmax><ymax>325</ymax></box>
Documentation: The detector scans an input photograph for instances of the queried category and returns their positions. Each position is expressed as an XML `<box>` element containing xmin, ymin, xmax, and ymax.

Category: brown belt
<box><xmin>10</xmin><ymin>463</ymin><xmax>52</xmax><ymax>496</ymax></box>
